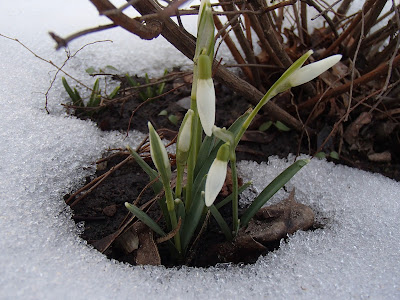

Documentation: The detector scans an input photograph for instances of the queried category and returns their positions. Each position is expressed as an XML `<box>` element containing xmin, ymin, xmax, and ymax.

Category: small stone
<box><xmin>102</xmin><ymin>204</ymin><xmax>117</xmax><ymax>217</ymax></box>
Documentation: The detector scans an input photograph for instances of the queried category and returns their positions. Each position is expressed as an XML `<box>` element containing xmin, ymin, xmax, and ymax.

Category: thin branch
<box><xmin>245</xmin><ymin>2</ymin><xmax>283</xmax><ymax>67</ymax></box>
<box><xmin>49</xmin><ymin>24</ymin><xmax>116</xmax><ymax>50</ymax></box>
<box><xmin>303</xmin><ymin>0</ymin><xmax>339</xmax><ymax>38</ymax></box>
<box><xmin>89</xmin><ymin>0</ymin><xmax>162</xmax><ymax>40</ymax></box>
<box><xmin>321</xmin><ymin>0</ymin><xmax>375</xmax><ymax>58</ymax></box>
<box><xmin>369</xmin><ymin>0</ymin><xmax>400</xmax><ymax>113</ymax></box>
<box><xmin>213</xmin><ymin>15</ymin><xmax>254</xmax><ymax>82</ymax></box>
<box><xmin>346</xmin><ymin>0</ymin><xmax>388</xmax><ymax>57</ymax></box>
<box><xmin>344</xmin><ymin>6</ymin><xmax>365</xmax><ymax>122</ymax></box>
<box><xmin>219</xmin><ymin>0</ymin><xmax>262</xmax><ymax>90</ymax></box>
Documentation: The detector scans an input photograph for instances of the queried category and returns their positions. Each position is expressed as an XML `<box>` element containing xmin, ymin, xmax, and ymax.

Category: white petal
<box><xmin>288</xmin><ymin>54</ymin><xmax>342</xmax><ymax>87</ymax></box>
<box><xmin>205</xmin><ymin>159</ymin><xmax>227</xmax><ymax>207</ymax></box>
<box><xmin>196</xmin><ymin>78</ymin><xmax>215</xmax><ymax>136</ymax></box>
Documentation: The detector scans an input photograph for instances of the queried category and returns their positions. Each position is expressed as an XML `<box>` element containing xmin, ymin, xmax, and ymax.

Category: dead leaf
<box><xmin>368</xmin><ymin>151</ymin><xmax>391</xmax><ymax>162</ymax></box>
<box><xmin>134</xmin><ymin>222</ymin><xmax>161</xmax><ymax>266</ymax></box>
<box><xmin>211</xmin><ymin>189</ymin><xmax>315</xmax><ymax>264</ymax></box>
<box><xmin>114</xmin><ymin>226</ymin><xmax>139</xmax><ymax>253</ymax></box>
<box><xmin>343</xmin><ymin>112</ymin><xmax>372</xmax><ymax>146</ymax></box>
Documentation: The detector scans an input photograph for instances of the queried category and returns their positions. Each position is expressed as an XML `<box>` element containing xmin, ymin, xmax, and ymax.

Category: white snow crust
<box><xmin>1</xmin><ymin>1</ymin><xmax>399</xmax><ymax>299</ymax></box>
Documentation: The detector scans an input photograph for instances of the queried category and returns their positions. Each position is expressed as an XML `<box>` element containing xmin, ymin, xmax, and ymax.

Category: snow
<box><xmin>1</xmin><ymin>1</ymin><xmax>399</xmax><ymax>299</ymax></box>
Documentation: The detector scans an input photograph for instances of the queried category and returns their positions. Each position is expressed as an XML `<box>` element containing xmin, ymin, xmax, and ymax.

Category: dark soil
<box><xmin>64</xmin><ymin>69</ymin><xmax>399</xmax><ymax>267</ymax></box>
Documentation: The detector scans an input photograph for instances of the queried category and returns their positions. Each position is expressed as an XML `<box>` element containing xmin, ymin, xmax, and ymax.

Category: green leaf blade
<box><xmin>125</xmin><ymin>203</ymin><xmax>166</xmax><ymax>237</ymax></box>
<box><xmin>240</xmin><ymin>159</ymin><xmax>309</xmax><ymax>227</ymax></box>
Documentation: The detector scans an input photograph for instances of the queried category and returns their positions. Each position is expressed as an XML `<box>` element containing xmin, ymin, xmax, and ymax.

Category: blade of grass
<box><xmin>108</xmin><ymin>85</ymin><xmax>120</xmax><ymax>99</ymax></box>
<box><xmin>209</xmin><ymin>204</ymin><xmax>232</xmax><ymax>241</ymax></box>
<box><xmin>181</xmin><ymin>176</ymin><xmax>207</xmax><ymax>251</ymax></box>
<box><xmin>125</xmin><ymin>202</ymin><xmax>166</xmax><ymax>237</ymax></box>
<box><xmin>215</xmin><ymin>181</ymin><xmax>252</xmax><ymax>209</ymax></box>
<box><xmin>62</xmin><ymin>77</ymin><xmax>81</xmax><ymax>104</ymax></box>
<box><xmin>240</xmin><ymin>159</ymin><xmax>309</xmax><ymax>227</ymax></box>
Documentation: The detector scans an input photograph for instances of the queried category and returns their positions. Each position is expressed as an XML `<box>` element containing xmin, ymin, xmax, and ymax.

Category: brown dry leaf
<box><xmin>343</xmin><ymin>112</ymin><xmax>372</xmax><ymax>146</ymax></box>
<box><xmin>102</xmin><ymin>204</ymin><xmax>117</xmax><ymax>217</ymax></box>
<box><xmin>256</xmin><ymin>45</ymin><xmax>270</xmax><ymax>64</ymax></box>
<box><xmin>134</xmin><ymin>222</ymin><xmax>161</xmax><ymax>266</ymax></box>
<box><xmin>332</xmin><ymin>61</ymin><xmax>348</xmax><ymax>78</ymax></box>
<box><xmin>213</xmin><ymin>189</ymin><xmax>315</xmax><ymax>263</ymax></box>
<box><xmin>114</xmin><ymin>226</ymin><xmax>139</xmax><ymax>254</ymax></box>
<box><xmin>368</xmin><ymin>151</ymin><xmax>391</xmax><ymax>162</ymax></box>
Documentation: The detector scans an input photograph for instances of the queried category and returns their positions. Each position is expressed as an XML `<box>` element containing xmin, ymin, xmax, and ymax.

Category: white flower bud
<box><xmin>148</xmin><ymin>122</ymin><xmax>171</xmax><ymax>181</ymax></box>
<box><xmin>176</xmin><ymin>109</ymin><xmax>194</xmax><ymax>164</ymax></box>
<box><xmin>205</xmin><ymin>143</ymin><xmax>230</xmax><ymax>207</ymax></box>
<box><xmin>287</xmin><ymin>54</ymin><xmax>342</xmax><ymax>87</ymax></box>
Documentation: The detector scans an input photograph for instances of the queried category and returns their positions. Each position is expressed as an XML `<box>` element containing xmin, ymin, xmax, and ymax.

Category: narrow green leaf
<box><xmin>125</xmin><ymin>203</ymin><xmax>166</xmax><ymax>237</ymax></box>
<box><xmin>259</xmin><ymin>121</ymin><xmax>273</xmax><ymax>132</ymax></box>
<box><xmin>175</xmin><ymin>198</ymin><xmax>186</xmax><ymax>224</ymax></box>
<box><xmin>85</xmin><ymin>67</ymin><xmax>96</xmax><ymax>75</ymax></box>
<box><xmin>329</xmin><ymin>151</ymin><xmax>339</xmax><ymax>160</ymax></box>
<box><xmin>215</xmin><ymin>181</ymin><xmax>252</xmax><ymax>209</ymax></box>
<box><xmin>181</xmin><ymin>176</ymin><xmax>207</xmax><ymax>251</ymax></box>
<box><xmin>139</xmin><ymin>91</ymin><xmax>148</xmax><ymax>102</ymax></box>
<box><xmin>105</xmin><ymin>65</ymin><xmax>118</xmax><ymax>71</ymax></box>
<box><xmin>240</xmin><ymin>159</ymin><xmax>309</xmax><ymax>227</ymax></box>
<box><xmin>157</xmin><ymin>69</ymin><xmax>168</xmax><ymax>95</ymax></box>
<box><xmin>127</xmin><ymin>146</ymin><xmax>162</xmax><ymax>194</ymax></box>
<box><xmin>168</xmin><ymin>114</ymin><xmax>179</xmax><ymax>125</ymax></box>
<box><xmin>126</xmin><ymin>74</ymin><xmax>139</xmax><ymax>87</ymax></box>
<box><xmin>108</xmin><ymin>86</ymin><xmax>120</xmax><ymax>99</ymax></box>
<box><xmin>274</xmin><ymin>121</ymin><xmax>291</xmax><ymax>132</ymax></box>
<box><xmin>88</xmin><ymin>78</ymin><xmax>100</xmax><ymax>106</ymax></box>
<box><xmin>73</xmin><ymin>88</ymin><xmax>83</xmax><ymax>106</ymax></box>
<box><xmin>209</xmin><ymin>204</ymin><xmax>232</xmax><ymax>241</ymax></box>
<box><xmin>127</xmin><ymin>146</ymin><xmax>170</xmax><ymax>230</ymax></box>
<box><xmin>158</xmin><ymin>110</ymin><xmax>168</xmax><ymax>116</ymax></box>
<box><xmin>62</xmin><ymin>77</ymin><xmax>81</xmax><ymax>104</ymax></box>
<box><xmin>145</xmin><ymin>73</ymin><xmax>154</xmax><ymax>98</ymax></box>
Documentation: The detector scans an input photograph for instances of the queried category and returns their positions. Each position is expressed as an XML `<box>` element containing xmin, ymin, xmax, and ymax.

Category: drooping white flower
<box><xmin>196</xmin><ymin>54</ymin><xmax>215</xmax><ymax>136</ymax></box>
<box><xmin>197</xmin><ymin>77</ymin><xmax>215</xmax><ymax>136</ymax></box>
<box><xmin>271</xmin><ymin>50</ymin><xmax>342</xmax><ymax>96</ymax></box>
<box><xmin>287</xmin><ymin>54</ymin><xmax>342</xmax><ymax>87</ymax></box>
<box><xmin>205</xmin><ymin>143</ymin><xmax>230</xmax><ymax>207</ymax></box>
<box><xmin>148</xmin><ymin>122</ymin><xmax>171</xmax><ymax>181</ymax></box>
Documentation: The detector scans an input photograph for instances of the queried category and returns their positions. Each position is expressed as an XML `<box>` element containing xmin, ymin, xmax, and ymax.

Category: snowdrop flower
<box><xmin>288</xmin><ymin>53</ymin><xmax>342</xmax><ymax>87</ymax></box>
<box><xmin>205</xmin><ymin>143</ymin><xmax>230</xmax><ymax>207</ymax></box>
<box><xmin>176</xmin><ymin>109</ymin><xmax>194</xmax><ymax>164</ymax></box>
<box><xmin>148</xmin><ymin>122</ymin><xmax>171</xmax><ymax>182</ymax></box>
<box><xmin>196</xmin><ymin>54</ymin><xmax>215</xmax><ymax>136</ymax></box>
<box><xmin>273</xmin><ymin>50</ymin><xmax>342</xmax><ymax>95</ymax></box>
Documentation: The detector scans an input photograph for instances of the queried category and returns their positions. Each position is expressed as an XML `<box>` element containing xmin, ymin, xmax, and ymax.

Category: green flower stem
<box><xmin>209</xmin><ymin>205</ymin><xmax>233</xmax><ymax>241</ymax></box>
<box><xmin>230</xmin><ymin>152</ymin><xmax>239</xmax><ymax>233</ymax></box>
<box><xmin>164</xmin><ymin>181</ymin><xmax>182</xmax><ymax>253</ymax></box>
<box><xmin>175</xmin><ymin>163</ymin><xmax>184</xmax><ymax>199</ymax></box>
<box><xmin>185</xmin><ymin>98</ymin><xmax>201</xmax><ymax>211</ymax></box>
<box><xmin>234</xmin><ymin>51</ymin><xmax>314</xmax><ymax>147</ymax></box>
<box><xmin>234</xmin><ymin>91</ymin><xmax>276</xmax><ymax>148</ymax></box>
